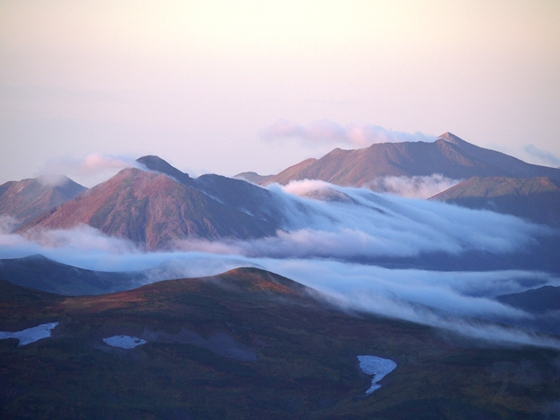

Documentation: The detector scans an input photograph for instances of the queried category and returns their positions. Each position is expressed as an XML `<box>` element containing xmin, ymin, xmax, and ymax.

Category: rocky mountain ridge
<box><xmin>238</xmin><ymin>132</ymin><xmax>560</xmax><ymax>187</ymax></box>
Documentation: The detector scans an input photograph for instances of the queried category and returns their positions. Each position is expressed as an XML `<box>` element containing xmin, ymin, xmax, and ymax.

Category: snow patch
<box><xmin>358</xmin><ymin>355</ymin><xmax>397</xmax><ymax>394</ymax></box>
<box><xmin>0</xmin><ymin>322</ymin><xmax>59</xmax><ymax>346</ymax></box>
<box><xmin>103</xmin><ymin>335</ymin><xmax>147</xmax><ymax>349</ymax></box>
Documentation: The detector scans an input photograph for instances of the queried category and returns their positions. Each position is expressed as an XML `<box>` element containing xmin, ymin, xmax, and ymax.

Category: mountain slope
<box><xmin>431</xmin><ymin>176</ymin><xmax>560</xmax><ymax>226</ymax></box>
<box><xmin>495</xmin><ymin>285</ymin><xmax>560</xmax><ymax>336</ymax></box>
<box><xmin>255</xmin><ymin>133</ymin><xmax>560</xmax><ymax>187</ymax></box>
<box><xmin>137</xmin><ymin>155</ymin><xmax>301</xmax><ymax>229</ymax></box>
<box><xmin>193</xmin><ymin>173</ymin><xmax>295</xmax><ymax>227</ymax></box>
<box><xmin>0</xmin><ymin>176</ymin><xmax>86</xmax><ymax>226</ymax></box>
<box><xmin>0</xmin><ymin>255</ymin><xmax>146</xmax><ymax>295</ymax></box>
<box><xmin>234</xmin><ymin>171</ymin><xmax>274</xmax><ymax>184</ymax></box>
<box><xmin>17</xmin><ymin>168</ymin><xmax>278</xmax><ymax>249</ymax></box>
<box><xmin>440</xmin><ymin>132</ymin><xmax>560</xmax><ymax>181</ymax></box>
<box><xmin>497</xmin><ymin>285</ymin><xmax>560</xmax><ymax>314</ymax></box>
<box><xmin>1</xmin><ymin>268</ymin><xmax>559</xmax><ymax>419</ymax></box>
<box><xmin>136</xmin><ymin>155</ymin><xmax>193</xmax><ymax>185</ymax></box>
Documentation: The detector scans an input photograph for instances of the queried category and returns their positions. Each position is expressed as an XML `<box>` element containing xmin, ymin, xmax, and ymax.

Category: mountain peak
<box><xmin>136</xmin><ymin>155</ymin><xmax>191</xmax><ymax>185</ymax></box>
<box><xmin>0</xmin><ymin>176</ymin><xmax>87</xmax><ymax>226</ymax></box>
<box><xmin>438</xmin><ymin>132</ymin><xmax>465</xmax><ymax>145</ymax></box>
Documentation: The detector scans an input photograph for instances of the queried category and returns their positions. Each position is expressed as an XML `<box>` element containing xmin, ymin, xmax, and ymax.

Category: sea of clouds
<box><xmin>1</xmin><ymin>179</ymin><xmax>559</xmax><ymax>349</ymax></box>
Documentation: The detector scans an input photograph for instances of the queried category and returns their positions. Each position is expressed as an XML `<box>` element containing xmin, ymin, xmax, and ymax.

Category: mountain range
<box><xmin>238</xmin><ymin>132</ymin><xmax>560</xmax><ymax>187</ymax></box>
<box><xmin>2</xmin><ymin>133</ymin><xmax>560</xmax><ymax>418</ymax></box>
<box><xmin>235</xmin><ymin>132</ymin><xmax>560</xmax><ymax>225</ymax></box>
<box><xmin>0</xmin><ymin>132</ymin><xmax>556</xmax><ymax>253</ymax></box>
<box><xmin>16</xmin><ymin>165</ymin><xmax>279</xmax><ymax>250</ymax></box>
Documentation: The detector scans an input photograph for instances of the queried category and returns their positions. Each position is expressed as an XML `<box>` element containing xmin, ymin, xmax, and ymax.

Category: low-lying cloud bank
<box><xmin>365</xmin><ymin>174</ymin><xmax>462</xmax><ymax>199</ymax></box>
<box><xmin>248</xmin><ymin>180</ymin><xmax>546</xmax><ymax>258</ymax></box>
<box><xmin>1</xmin><ymin>181</ymin><xmax>559</xmax><ymax>349</ymax></box>
<box><xmin>261</xmin><ymin>119</ymin><xmax>436</xmax><ymax>148</ymax></box>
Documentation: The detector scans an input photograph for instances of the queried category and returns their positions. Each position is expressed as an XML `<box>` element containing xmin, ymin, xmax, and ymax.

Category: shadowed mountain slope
<box><xmin>1</xmin><ymin>268</ymin><xmax>560</xmax><ymax>419</ymax></box>
<box><xmin>252</xmin><ymin>133</ymin><xmax>560</xmax><ymax>187</ymax></box>
<box><xmin>136</xmin><ymin>155</ymin><xmax>301</xmax><ymax>228</ymax></box>
<box><xmin>497</xmin><ymin>285</ymin><xmax>560</xmax><ymax>314</ymax></box>
<box><xmin>0</xmin><ymin>176</ymin><xmax>86</xmax><ymax>226</ymax></box>
<box><xmin>0</xmin><ymin>255</ymin><xmax>145</xmax><ymax>296</ymax></box>
<box><xmin>431</xmin><ymin>176</ymin><xmax>560</xmax><ymax>226</ymax></box>
<box><xmin>193</xmin><ymin>173</ymin><xmax>294</xmax><ymax>227</ymax></box>
<box><xmin>136</xmin><ymin>155</ymin><xmax>192</xmax><ymax>185</ymax></box>
<box><xmin>17</xmin><ymin>168</ymin><xmax>278</xmax><ymax>249</ymax></box>
<box><xmin>496</xmin><ymin>285</ymin><xmax>560</xmax><ymax>336</ymax></box>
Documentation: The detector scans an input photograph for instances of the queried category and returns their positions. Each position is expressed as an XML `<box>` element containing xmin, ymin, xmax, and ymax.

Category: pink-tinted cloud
<box><xmin>261</xmin><ymin>119</ymin><xmax>436</xmax><ymax>148</ymax></box>
<box><xmin>38</xmin><ymin>153</ymin><xmax>146</xmax><ymax>186</ymax></box>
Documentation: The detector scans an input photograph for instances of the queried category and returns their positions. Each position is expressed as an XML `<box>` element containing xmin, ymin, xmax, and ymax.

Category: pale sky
<box><xmin>1</xmin><ymin>0</ymin><xmax>559</xmax><ymax>186</ymax></box>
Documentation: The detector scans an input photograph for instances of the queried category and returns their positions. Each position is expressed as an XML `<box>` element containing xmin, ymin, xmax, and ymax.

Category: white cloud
<box><xmin>248</xmin><ymin>181</ymin><xmax>546</xmax><ymax>258</ymax></box>
<box><xmin>366</xmin><ymin>174</ymin><xmax>462</xmax><ymax>198</ymax></box>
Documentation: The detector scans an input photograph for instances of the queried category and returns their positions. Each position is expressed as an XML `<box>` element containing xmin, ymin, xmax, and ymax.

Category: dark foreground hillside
<box><xmin>1</xmin><ymin>269</ymin><xmax>559</xmax><ymax>419</ymax></box>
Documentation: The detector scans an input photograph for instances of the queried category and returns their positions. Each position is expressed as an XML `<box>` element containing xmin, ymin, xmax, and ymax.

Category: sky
<box><xmin>1</xmin><ymin>0</ymin><xmax>560</xmax><ymax>186</ymax></box>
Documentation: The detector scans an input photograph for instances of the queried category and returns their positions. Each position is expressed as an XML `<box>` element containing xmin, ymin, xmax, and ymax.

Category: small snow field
<box><xmin>0</xmin><ymin>322</ymin><xmax>59</xmax><ymax>346</ymax></box>
<box><xmin>103</xmin><ymin>335</ymin><xmax>147</xmax><ymax>349</ymax></box>
<box><xmin>358</xmin><ymin>355</ymin><xmax>397</xmax><ymax>394</ymax></box>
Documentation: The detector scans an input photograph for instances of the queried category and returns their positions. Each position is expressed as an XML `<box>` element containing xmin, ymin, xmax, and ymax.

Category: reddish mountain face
<box><xmin>431</xmin><ymin>176</ymin><xmax>560</xmax><ymax>226</ymax></box>
<box><xmin>246</xmin><ymin>133</ymin><xmax>560</xmax><ymax>187</ymax></box>
<box><xmin>0</xmin><ymin>176</ymin><xmax>86</xmax><ymax>227</ymax></box>
<box><xmin>136</xmin><ymin>155</ymin><xmax>294</xmax><ymax>228</ymax></box>
<box><xmin>17</xmin><ymin>168</ymin><xmax>278</xmax><ymax>249</ymax></box>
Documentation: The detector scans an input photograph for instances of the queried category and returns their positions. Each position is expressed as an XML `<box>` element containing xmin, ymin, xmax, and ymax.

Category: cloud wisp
<box><xmin>261</xmin><ymin>119</ymin><xmax>436</xmax><ymax>148</ymax></box>
<box><xmin>37</xmin><ymin>153</ymin><xmax>146</xmax><ymax>186</ymax></box>
<box><xmin>524</xmin><ymin>144</ymin><xmax>560</xmax><ymax>168</ymax></box>
<box><xmin>365</xmin><ymin>174</ymin><xmax>462</xmax><ymax>199</ymax></box>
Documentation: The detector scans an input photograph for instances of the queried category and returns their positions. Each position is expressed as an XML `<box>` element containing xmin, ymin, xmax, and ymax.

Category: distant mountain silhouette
<box><xmin>0</xmin><ymin>176</ymin><xmax>86</xmax><ymax>227</ymax></box>
<box><xmin>17</xmin><ymin>166</ymin><xmax>278</xmax><ymax>249</ymax></box>
<box><xmin>439</xmin><ymin>132</ymin><xmax>560</xmax><ymax>181</ymax></box>
<box><xmin>0</xmin><ymin>254</ymin><xmax>144</xmax><ymax>295</ymax></box>
<box><xmin>243</xmin><ymin>133</ymin><xmax>560</xmax><ymax>187</ymax></box>
<box><xmin>234</xmin><ymin>171</ymin><xmax>273</xmax><ymax>184</ymax></box>
<box><xmin>431</xmin><ymin>176</ymin><xmax>560</xmax><ymax>226</ymax></box>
